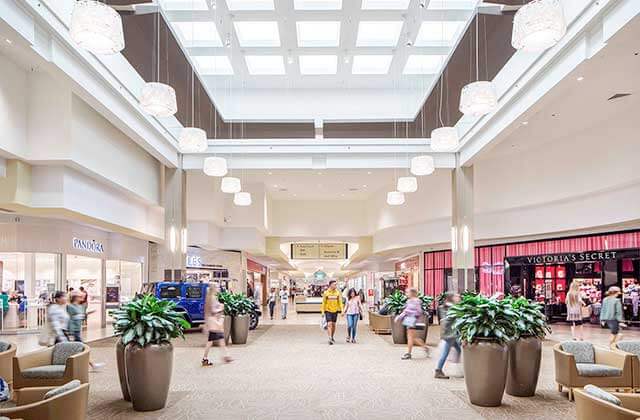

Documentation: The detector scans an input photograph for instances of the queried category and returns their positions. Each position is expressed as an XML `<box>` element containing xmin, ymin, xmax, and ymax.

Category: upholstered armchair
<box><xmin>368</xmin><ymin>311</ymin><xmax>392</xmax><ymax>334</ymax></box>
<box><xmin>575</xmin><ymin>387</ymin><xmax>640</xmax><ymax>420</ymax></box>
<box><xmin>0</xmin><ymin>342</ymin><xmax>16</xmax><ymax>387</ymax></box>
<box><xmin>0</xmin><ymin>381</ymin><xmax>89</xmax><ymax>420</ymax></box>
<box><xmin>554</xmin><ymin>341</ymin><xmax>633</xmax><ymax>400</ymax></box>
<box><xmin>13</xmin><ymin>342</ymin><xmax>89</xmax><ymax>389</ymax></box>
<box><xmin>613</xmin><ymin>341</ymin><xmax>640</xmax><ymax>391</ymax></box>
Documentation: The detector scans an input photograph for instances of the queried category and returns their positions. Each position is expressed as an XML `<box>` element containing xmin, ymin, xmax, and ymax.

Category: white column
<box><xmin>451</xmin><ymin>156</ymin><xmax>475</xmax><ymax>292</ymax></box>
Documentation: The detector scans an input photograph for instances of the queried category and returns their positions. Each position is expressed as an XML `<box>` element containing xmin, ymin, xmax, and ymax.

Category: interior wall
<box><xmin>0</xmin><ymin>54</ymin><xmax>28</xmax><ymax>158</ymax></box>
<box><xmin>270</xmin><ymin>200</ymin><xmax>368</xmax><ymax>237</ymax></box>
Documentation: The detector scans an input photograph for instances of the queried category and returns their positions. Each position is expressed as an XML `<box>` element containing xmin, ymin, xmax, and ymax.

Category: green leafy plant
<box><xmin>419</xmin><ymin>293</ymin><xmax>434</xmax><ymax>313</ymax></box>
<box><xmin>112</xmin><ymin>294</ymin><xmax>190</xmax><ymax>347</ymax></box>
<box><xmin>384</xmin><ymin>290</ymin><xmax>408</xmax><ymax>315</ymax></box>
<box><xmin>436</xmin><ymin>291</ymin><xmax>448</xmax><ymax>306</ymax></box>
<box><xmin>447</xmin><ymin>293</ymin><xmax>518</xmax><ymax>345</ymax></box>
<box><xmin>223</xmin><ymin>292</ymin><xmax>255</xmax><ymax>317</ymax></box>
<box><xmin>507</xmin><ymin>296</ymin><xmax>551</xmax><ymax>339</ymax></box>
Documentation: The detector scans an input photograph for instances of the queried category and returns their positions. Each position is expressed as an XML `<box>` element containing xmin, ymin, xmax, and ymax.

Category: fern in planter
<box><xmin>112</xmin><ymin>294</ymin><xmax>190</xmax><ymax>347</ymax></box>
<box><xmin>507</xmin><ymin>296</ymin><xmax>551</xmax><ymax>339</ymax></box>
<box><xmin>384</xmin><ymin>290</ymin><xmax>408</xmax><ymax>315</ymax></box>
<box><xmin>448</xmin><ymin>294</ymin><xmax>519</xmax><ymax>345</ymax></box>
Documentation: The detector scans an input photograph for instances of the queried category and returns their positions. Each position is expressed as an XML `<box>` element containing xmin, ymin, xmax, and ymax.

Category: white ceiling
<box><xmin>161</xmin><ymin>0</ymin><xmax>477</xmax><ymax>121</ymax></box>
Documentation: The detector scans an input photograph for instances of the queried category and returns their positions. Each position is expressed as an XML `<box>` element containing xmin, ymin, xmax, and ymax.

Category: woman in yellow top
<box><xmin>322</xmin><ymin>280</ymin><xmax>344</xmax><ymax>345</ymax></box>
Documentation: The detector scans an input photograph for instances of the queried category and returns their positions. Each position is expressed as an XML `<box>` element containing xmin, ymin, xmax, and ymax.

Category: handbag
<box><xmin>359</xmin><ymin>312</ymin><xmax>363</xmax><ymax>321</ymax></box>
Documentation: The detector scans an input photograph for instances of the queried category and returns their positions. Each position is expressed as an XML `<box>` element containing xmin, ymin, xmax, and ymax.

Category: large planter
<box><xmin>462</xmin><ymin>340</ymin><xmax>509</xmax><ymax>407</ymax></box>
<box><xmin>417</xmin><ymin>314</ymin><xmax>429</xmax><ymax>342</ymax></box>
<box><xmin>224</xmin><ymin>315</ymin><xmax>232</xmax><ymax>345</ymax></box>
<box><xmin>506</xmin><ymin>336</ymin><xmax>542</xmax><ymax>397</ymax></box>
<box><xmin>125</xmin><ymin>342</ymin><xmax>173</xmax><ymax>412</ymax></box>
<box><xmin>391</xmin><ymin>316</ymin><xmax>407</xmax><ymax>344</ymax></box>
<box><xmin>231</xmin><ymin>314</ymin><xmax>249</xmax><ymax>344</ymax></box>
<box><xmin>116</xmin><ymin>339</ymin><xmax>130</xmax><ymax>401</ymax></box>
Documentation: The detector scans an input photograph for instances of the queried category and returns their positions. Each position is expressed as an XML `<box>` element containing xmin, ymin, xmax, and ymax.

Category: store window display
<box><xmin>106</xmin><ymin>260</ymin><xmax>142</xmax><ymax>321</ymax></box>
<box><xmin>66</xmin><ymin>255</ymin><xmax>103</xmax><ymax>330</ymax></box>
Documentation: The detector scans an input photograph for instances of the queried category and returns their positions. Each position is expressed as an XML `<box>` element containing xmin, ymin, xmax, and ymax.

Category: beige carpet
<box><xmin>87</xmin><ymin>325</ymin><xmax>575</xmax><ymax>419</ymax></box>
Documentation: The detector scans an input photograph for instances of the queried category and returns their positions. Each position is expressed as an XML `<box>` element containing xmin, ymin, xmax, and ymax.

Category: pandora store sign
<box><xmin>72</xmin><ymin>237</ymin><xmax>105</xmax><ymax>254</ymax></box>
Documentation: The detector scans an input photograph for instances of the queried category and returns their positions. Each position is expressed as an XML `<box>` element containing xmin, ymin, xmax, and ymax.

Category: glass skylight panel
<box><xmin>299</xmin><ymin>55</ymin><xmax>337</xmax><ymax>75</ymax></box>
<box><xmin>403</xmin><ymin>55</ymin><xmax>446</xmax><ymax>74</ymax></box>
<box><xmin>414</xmin><ymin>21</ymin><xmax>466</xmax><ymax>46</ymax></box>
<box><xmin>234</xmin><ymin>21</ymin><xmax>280</xmax><ymax>47</ymax></box>
<box><xmin>296</xmin><ymin>21</ymin><xmax>340</xmax><ymax>47</ymax></box>
<box><xmin>427</xmin><ymin>0</ymin><xmax>478</xmax><ymax>10</ymax></box>
<box><xmin>161</xmin><ymin>0</ymin><xmax>209</xmax><ymax>10</ymax></box>
<box><xmin>361</xmin><ymin>0</ymin><xmax>410</xmax><ymax>9</ymax></box>
<box><xmin>245</xmin><ymin>55</ymin><xmax>285</xmax><ymax>75</ymax></box>
<box><xmin>173</xmin><ymin>22</ymin><xmax>222</xmax><ymax>47</ymax></box>
<box><xmin>356</xmin><ymin>21</ymin><xmax>403</xmax><ymax>47</ymax></box>
<box><xmin>351</xmin><ymin>55</ymin><xmax>393</xmax><ymax>74</ymax></box>
<box><xmin>294</xmin><ymin>0</ymin><xmax>342</xmax><ymax>10</ymax></box>
<box><xmin>193</xmin><ymin>56</ymin><xmax>234</xmax><ymax>75</ymax></box>
<box><xmin>225</xmin><ymin>0</ymin><xmax>274</xmax><ymax>11</ymax></box>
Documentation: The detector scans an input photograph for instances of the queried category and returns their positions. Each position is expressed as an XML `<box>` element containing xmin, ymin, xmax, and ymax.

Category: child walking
<box><xmin>202</xmin><ymin>284</ymin><xmax>233</xmax><ymax>366</ymax></box>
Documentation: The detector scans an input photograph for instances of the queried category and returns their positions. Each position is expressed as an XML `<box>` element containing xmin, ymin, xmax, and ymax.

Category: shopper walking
<box><xmin>279</xmin><ymin>286</ymin><xmax>289</xmax><ymax>320</ymax></box>
<box><xmin>48</xmin><ymin>291</ymin><xmax>70</xmax><ymax>344</ymax></box>
<box><xmin>345</xmin><ymin>288</ymin><xmax>363</xmax><ymax>343</ymax></box>
<box><xmin>396</xmin><ymin>288</ymin><xmax>429</xmax><ymax>360</ymax></box>
<box><xmin>566</xmin><ymin>280</ymin><xmax>585</xmax><ymax>341</ymax></box>
<box><xmin>67</xmin><ymin>294</ymin><xmax>105</xmax><ymax>371</ymax></box>
<box><xmin>434</xmin><ymin>292</ymin><xmax>461</xmax><ymax>379</ymax></box>
<box><xmin>322</xmin><ymin>280</ymin><xmax>344</xmax><ymax>345</ymax></box>
<box><xmin>202</xmin><ymin>284</ymin><xmax>232</xmax><ymax>366</ymax></box>
<box><xmin>267</xmin><ymin>287</ymin><xmax>277</xmax><ymax>320</ymax></box>
<box><xmin>601</xmin><ymin>286</ymin><xmax>625</xmax><ymax>348</ymax></box>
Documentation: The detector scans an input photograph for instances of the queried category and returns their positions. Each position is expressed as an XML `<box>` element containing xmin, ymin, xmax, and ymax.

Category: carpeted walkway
<box><xmin>87</xmin><ymin>324</ymin><xmax>575</xmax><ymax>419</ymax></box>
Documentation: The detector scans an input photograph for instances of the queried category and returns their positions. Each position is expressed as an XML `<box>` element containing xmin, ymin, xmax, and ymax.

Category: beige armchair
<box><xmin>13</xmin><ymin>343</ymin><xmax>89</xmax><ymax>390</ymax></box>
<box><xmin>554</xmin><ymin>342</ymin><xmax>633</xmax><ymax>400</ymax></box>
<box><xmin>0</xmin><ymin>342</ymin><xmax>16</xmax><ymax>386</ymax></box>
<box><xmin>368</xmin><ymin>311</ymin><xmax>392</xmax><ymax>334</ymax></box>
<box><xmin>575</xmin><ymin>388</ymin><xmax>640</xmax><ymax>420</ymax></box>
<box><xmin>0</xmin><ymin>383</ymin><xmax>89</xmax><ymax>420</ymax></box>
<box><xmin>613</xmin><ymin>341</ymin><xmax>640</xmax><ymax>391</ymax></box>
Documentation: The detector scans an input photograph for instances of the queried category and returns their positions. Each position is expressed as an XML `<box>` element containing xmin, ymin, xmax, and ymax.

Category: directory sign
<box><xmin>291</xmin><ymin>243</ymin><xmax>348</xmax><ymax>260</ymax></box>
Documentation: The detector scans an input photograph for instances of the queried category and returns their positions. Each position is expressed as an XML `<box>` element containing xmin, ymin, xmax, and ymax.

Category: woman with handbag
<box><xmin>396</xmin><ymin>288</ymin><xmax>429</xmax><ymax>360</ymax></box>
<box><xmin>345</xmin><ymin>288</ymin><xmax>363</xmax><ymax>343</ymax></box>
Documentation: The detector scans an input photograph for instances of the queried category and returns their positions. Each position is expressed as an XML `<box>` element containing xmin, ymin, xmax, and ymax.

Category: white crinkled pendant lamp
<box><xmin>234</xmin><ymin>191</ymin><xmax>252</xmax><ymax>206</ymax></box>
<box><xmin>459</xmin><ymin>81</ymin><xmax>497</xmax><ymax>117</ymax></box>
<box><xmin>140</xmin><ymin>82</ymin><xmax>177</xmax><ymax>118</ymax></box>
<box><xmin>430</xmin><ymin>126</ymin><xmax>459</xmax><ymax>152</ymax></box>
<box><xmin>179</xmin><ymin>127</ymin><xmax>207</xmax><ymax>153</ymax></box>
<box><xmin>512</xmin><ymin>0</ymin><xmax>566</xmax><ymax>52</ymax></box>
<box><xmin>203</xmin><ymin>157</ymin><xmax>228</xmax><ymax>177</ymax></box>
<box><xmin>70</xmin><ymin>0</ymin><xmax>125</xmax><ymax>55</ymax></box>
<box><xmin>397</xmin><ymin>176</ymin><xmax>417</xmax><ymax>193</ymax></box>
<box><xmin>410</xmin><ymin>155</ymin><xmax>435</xmax><ymax>176</ymax></box>
<box><xmin>221</xmin><ymin>177</ymin><xmax>241</xmax><ymax>194</ymax></box>
<box><xmin>387</xmin><ymin>191</ymin><xmax>405</xmax><ymax>206</ymax></box>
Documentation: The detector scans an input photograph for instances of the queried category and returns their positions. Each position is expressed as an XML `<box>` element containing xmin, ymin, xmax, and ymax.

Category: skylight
<box><xmin>351</xmin><ymin>55</ymin><xmax>393</xmax><ymax>75</ymax></box>
<box><xmin>414</xmin><ymin>21</ymin><xmax>466</xmax><ymax>46</ymax></box>
<box><xmin>403</xmin><ymin>55</ymin><xmax>446</xmax><ymax>74</ymax></box>
<box><xmin>299</xmin><ymin>55</ymin><xmax>337</xmax><ymax>75</ymax></box>
<box><xmin>225</xmin><ymin>0</ymin><xmax>274</xmax><ymax>11</ymax></box>
<box><xmin>245</xmin><ymin>55</ymin><xmax>285</xmax><ymax>75</ymax></box>
<box><xmin>361</xmin><ymin>0</ymin><xmax>410</xmax><ymax>10</ymax></box>
<box><xmin>193</xmin><ymin>56</ymin><xmax>234</xmax><ymax>75</ymax></box>
<box><xmin>427</xmin><ymin>0</ymin><xmax>478</xmax><ymax>10</ymax></box>
<box><xmin>234</xmin><ymin>21</ymin><xmax>281</xmax><ymax>47</ymax></box>
<box><xmin>294</xmin><ymin>0</ymin><xmax>342</xmax><ymax>10</ymax></box>
<box><xmin>296</xmin><ymin>21</ymin><xmax>341</xmax><ymax>47</ymax></box>
<box><xmin>160</xmin><ymin>0</ymin><xmax>209</xmax><ymax>10</ymax></box>
<box><xmin>356</xmin><ymin>21</ymin><xmax>403</xmax><ymax>47</ymax></box>
<box><xmin>173</xmin><ymin>22</ymin><xmax>222</xmax><ymax>47</ymax></box>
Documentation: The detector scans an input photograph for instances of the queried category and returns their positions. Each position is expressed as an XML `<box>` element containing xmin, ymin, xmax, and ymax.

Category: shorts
<box><xmin>325</xmin><ymin>312</ymin><xmax>338</xmax><ymax>323</ymax></box>
<box><xmin>569</xmin><ymin>320</ymin><xmax>583</xmax><ymax>326</ymax></box>
<box><xmin>208</xmin><ymin>331</ymin><xmax>225</xmax><ymax>342</ymax></box>
<box><xmin>606</xmin><ymin>320</ymin><xmax>620</xmax><ymax>335</ymax></box>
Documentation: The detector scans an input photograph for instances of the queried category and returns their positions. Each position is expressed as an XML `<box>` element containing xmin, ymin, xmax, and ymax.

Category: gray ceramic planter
<box><xmin>125</xmin><ymin>342</ymin><xmax>173</xmax><ymax>412</ymax></box>
<box><xmin>506</xmin><ymin>337</ymin><xmax>542</xmax><ymax>397</ymax></box>
<box><xmin>391</xmin><ymin>316</ymin><xmax>407</xmax><ymax>344</ymax></box>
<box><xmin>231</xmin><ymin>314</ymin><xmax>250</xmax><ymax>344</ymax></box>
<box><xmin>116</xmin><ymin>339</ymin><xmax>130</xmax><ymax>401</ymax></box>
<box><xmin>462</xmin><ymin>340</ymin><xmax>509</xmax><ymax>407</ymax></box>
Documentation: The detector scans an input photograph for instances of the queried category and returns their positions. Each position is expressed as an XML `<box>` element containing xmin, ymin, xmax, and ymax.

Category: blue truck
<box><xmin>144</xmin><ymin>282</ymin><xmax>261</xmax><ymax>330</ymax></box>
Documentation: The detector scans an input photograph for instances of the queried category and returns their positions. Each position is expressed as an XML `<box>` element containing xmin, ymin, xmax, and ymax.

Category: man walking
<box><xmin>321</xmin><ymin>280</ymin><xmax>344</xmax><ymax>345</ymax></box>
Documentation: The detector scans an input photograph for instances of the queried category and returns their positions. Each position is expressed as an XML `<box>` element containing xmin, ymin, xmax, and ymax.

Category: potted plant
<box><xmin>448</xmin><ymin>293</ymin><xmax>518</xmax><ymax>407</ymax></box>
<box><xmin>505</xmin><ymin>296</ymin><xmax>551</xmax><ymax>397</ymax></box>
<box><xmin>385</xmin><ymin>291</ymin><xmax>408</xmax><ymax>344</ymax></box>
<box><xmin>417</xmin><ymin>293</ymin><xmax>434</xmax><ymax>341</ymax></box>
<box><xmin>112</xmin><ymin>294</ymin><xmax>189</xmax><ymax>412</ymax></box>
<box><xmin>226</xmin><ymin>292</ymin><xmax>254</xmax><ymax>344</ymax></box>
<box><xmin>217</xmin><ymin>290</ymin><xmax>233</xmax><ymax>345</ymax></box>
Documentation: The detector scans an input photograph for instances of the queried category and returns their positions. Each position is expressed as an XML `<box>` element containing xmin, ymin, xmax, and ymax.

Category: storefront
<box><xmin>0</xmin><ymin>215</ymin><xmax>147</xmax><ymax>334</ymax></box>
<box><xmin>184</xmin><ymin>247</ymin><xmax>242</xmax><ymax>292</ymax></box>
<box><xmin>395</xmin><ymin>256</ymin><xmax>421</xmax><ymax>292</ymax></box>
<box><xmin>246</xmin><ymin>259</ymin><xmax>268</xmax><ymax>305</ymax></box>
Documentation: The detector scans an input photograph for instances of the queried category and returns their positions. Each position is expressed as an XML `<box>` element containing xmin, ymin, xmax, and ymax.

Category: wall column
<box><xmin>451</xmin><ymin>157</ymin><xmax>475</xmax><ymax>292</ymax></box>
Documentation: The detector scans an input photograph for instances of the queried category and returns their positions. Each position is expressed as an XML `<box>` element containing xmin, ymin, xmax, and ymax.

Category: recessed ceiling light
<box><xmin>225</xmin><ymin>0</ymin><xmax>274</xmax><ymax>10</ymax></box>
<box><xmin>577</xmin><ymin>76</ymin><xmax>585</xmax><ymax>81</ymax></box>
<box><xmin>361</xmin><ymin>0</ymin><xmax>410</xmax><ymax>10</ymax></box>
<box><xmin>352</xmin><ymin>55</ymin><xmax>393</xmax><ymax>74</ymax></box>
<box><xmin>414</xmin><ymin>21</ymin><xmax>466</xmax><ymax>46</ymax></box>
<box><xmin>245</xmin><ymin>55</ymin><xmax>285</xmax><ymax>75</ymax></box>
<box><xmin>356</xmin><ymin>21</ymin><xmax>404</xmax><ymax>47</ymax></box>
<box><xmin>317</xmin><ymin>172</ymin><xmax>323</xmax><ymax>175</ymax></box>
<box><xmin>299</xmin><ymin>55</ymin><xmax>338</xmax><ymax>75</ymax></box>
<box><xmin>296</xmin><ymin>21</ymin><xmax>340</xmax><ymax>47</ymax></box>
<box><xmin>403</xmin><ymin>55</ymin><xmax>446</xmax><ymax>74</ymax></box>
<box><xmin>173</xmin><ymin>22</ymin><xmax>222</xmax><ymax>46</ymax></box>
<box><xmin>294</xmin><ymin>0</ymin><xmax>342</xmax><ymax>10</ymax></box>
<box><xmin>522</xmin><ymin>121</ymin><xmax>529</xmax><ymax>125</ymax></box>
<box><xmin>192</xmin><ymin>56</ymin><xmax>234</xmax><ymax>75</ymax></box>
<box><xmin>367</xmin><ymin>171</ymin><xmax>372</xmax><ymax>175</ymax></box>
<box><xmin>234</xmin><ymin>21</ymin><xmax>280</xmax><ymax>47</ymax></box>
<box><xmin>268</xmin><ymin>171</ymin><xmax>273</xmax><ymax>175</ymax></box>
<box><xmin>160</xmin><ymin>0</ymin><xmax>209</xmax><ymax>10</ymax></box>
<box><xmin>5</xmin><ymin>39</ymin><xmax>12</xmax><ymax>45</ymax></box>
<box><xmin>426</xmin><ymin>0</ymin><xmax>477</xmax><ymax>10</ymax></box>
<box><xmin>274</xmin><ymin>184</ymin><xmax>279</xmax><ymax>188</ymax></box>
<box><xmin>363</xmin><ymin>184</ymin><xmax>368</xmax><ymax>188</ymax></box>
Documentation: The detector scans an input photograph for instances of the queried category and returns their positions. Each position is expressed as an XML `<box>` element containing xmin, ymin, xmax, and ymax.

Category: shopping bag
<box><xmin>320</xmin><ymin>316</ymin><xmax>327</xmax><ymax>330</ymax></box>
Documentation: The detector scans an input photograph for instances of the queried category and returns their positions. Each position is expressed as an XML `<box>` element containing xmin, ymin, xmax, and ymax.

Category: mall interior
<box><xmin>0</xmin><ymin>0</ymin><xmax>638</xmax><ymax>419</ymax></box>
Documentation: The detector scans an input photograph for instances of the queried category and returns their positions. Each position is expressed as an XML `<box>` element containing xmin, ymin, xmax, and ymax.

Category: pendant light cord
<box><xmin>475</xmin><ymin>16</ymin><xmax>479</xmax><ymax>81</ymax></box>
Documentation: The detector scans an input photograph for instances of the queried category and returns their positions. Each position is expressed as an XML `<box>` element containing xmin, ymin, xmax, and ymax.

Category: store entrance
<box><xmin>67</xmin><ymin>255</ymin><xmax>103</xmax><ymax>330</ymax></box>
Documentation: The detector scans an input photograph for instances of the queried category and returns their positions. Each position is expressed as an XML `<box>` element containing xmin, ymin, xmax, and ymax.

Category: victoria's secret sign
<box><xmin>523</xmin><ymin>251</ymin><xmax>618</xmax><ymax>265</ymax></box>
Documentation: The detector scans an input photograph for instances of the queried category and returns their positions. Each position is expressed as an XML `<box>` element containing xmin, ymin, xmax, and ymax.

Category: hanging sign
<box><xmin>291</xmin><ymin>243</ymin><xmax>348</xmax><ymax>260</ymax></box>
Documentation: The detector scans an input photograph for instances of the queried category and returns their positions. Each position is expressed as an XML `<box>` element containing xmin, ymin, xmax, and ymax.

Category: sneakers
<box><xmin>434</xmin><ymin>369</ymin><xmax>450</xmax><ymax>379</ymax></box>
<box><xmin>329</xmin><ymin>339</ymin><xmax>334</xmax><ymax>345</ymax></box>
<box><xmin>351</xmin><ymin>338</ymin><xmax>357</xmax><ymax>344</ymax></box>
<box><xmin>201</xmin><ymin>358</ymin><xmax>213</xmax><ymax>367</ymax></box>
<box><xmin>424</xmin><ymin>346</ymin><xmax>431</xmax><ymax>357</ymax></box>
<box><xmin>401</xmin><ymin>353</ymin><xmax>412</xmax><ymax>360</ymax></box>
<box><xmin>346</xmin><ymin>337</ymin><xmax>351</xmax><ymax>343</ymax></box>
<box><xmin>90</xmin><ymin>362</ymin><xmax>105</xmax><ymax>372</ymax></box>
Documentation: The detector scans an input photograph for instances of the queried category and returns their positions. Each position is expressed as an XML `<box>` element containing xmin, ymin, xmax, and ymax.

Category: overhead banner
<box><xmin>291</xmin><ymin>243</ymin><xmax>348</xmax><ymax>260</ymax></box>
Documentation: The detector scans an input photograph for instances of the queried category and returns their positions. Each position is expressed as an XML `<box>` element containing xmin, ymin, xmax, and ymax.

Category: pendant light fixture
<box><xmin>70</xmin><ymin>0</ymin><xmax>124</xmax><ymax>55</ymax></box>
<box><xmin>387</xmin><ymin>191</ymin><xmax>405</xmax><ymax>206</ymax></box>
<box><xmin>140</xmin><ymin>13</ymin><xmax>177</xmax><ymax>117</ymax></box>
<box><xmin>179</xmin><ymin>68</ymin><xmax>207</xmax><ymax>153</ymax></box>
<box><xmin>431</xmin><ymin>68</ymin><xmax>459</xmax><ymax>152</ymax></box>
<box><xmin>410</xmin><ymin>155</ymin><xmax>435</xmax><ymax>176</ymax></box>
<box><xmin>234</xmin><ymin>191</ymin><xmax>252</xmax><ymax>206</ymax></box>
<box><xmin>221</xmin><ymin>176</ymin><xmax>241</xmax><ymax>194</ymax></box>
<box><xmin>460</xmin><ymin>17</ymin><xmax>497</xmax><ymax>117</ymax></box>
<box><xmin>203</xmin><ymin>156</ymin><xmax>228</xmax><ymax>177</ymax></box>
<box><xmin>397</xmin><ymin>176</ymin><xmax>417</xmax><ymax>193</ymax></box>
<box><xmin>512</xmin><ymin>0</ymin><xmax>566</xmax><ymax>52</ymax></box>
